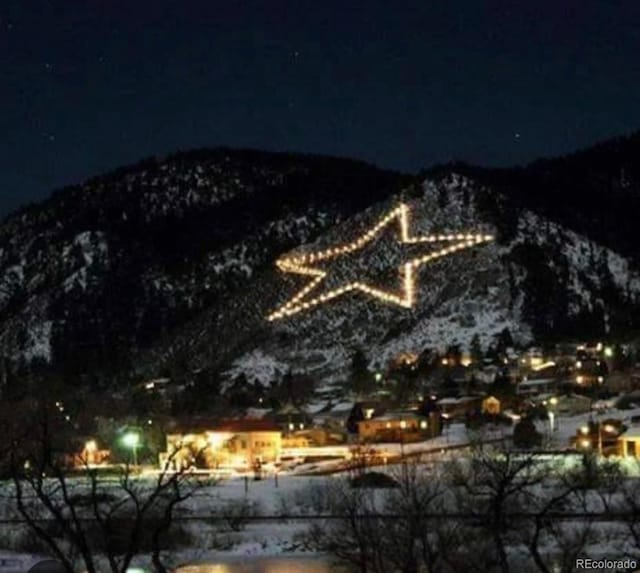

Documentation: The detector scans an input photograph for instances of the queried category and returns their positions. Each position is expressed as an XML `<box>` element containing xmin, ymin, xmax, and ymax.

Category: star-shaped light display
<box><xmin>266</xmin><ymin>203</ymin><xmax>494</xmax><ymax>321</ymax></box>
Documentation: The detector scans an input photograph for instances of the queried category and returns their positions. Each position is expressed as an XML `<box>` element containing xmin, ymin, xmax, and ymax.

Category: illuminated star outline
<box><xmin>266</xmin><ymin>203</ymin><xmax>494</xmax><ymax>321</ymax></box>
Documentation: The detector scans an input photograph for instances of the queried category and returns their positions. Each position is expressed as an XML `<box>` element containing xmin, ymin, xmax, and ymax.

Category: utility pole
<box><xmin>598</xmin><ymin>418</ymin><xmax>603</xmax><ymax>457</ymax></box>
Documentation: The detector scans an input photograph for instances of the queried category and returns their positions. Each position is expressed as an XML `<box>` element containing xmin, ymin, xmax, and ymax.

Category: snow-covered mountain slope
<box><xmin>212</xmin><ymin>174</ymin><xmax>640</xmax><ymax>385</ymax></box>
<box><xmin>1</xmin><ymin>140</ymin><xmax>639</xmax><ymax>392</ymax></box>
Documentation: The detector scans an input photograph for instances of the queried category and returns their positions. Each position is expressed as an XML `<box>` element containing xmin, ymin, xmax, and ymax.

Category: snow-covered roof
<box><xmin>519</xmin><ymin>378</ymin><xmax>556</xmax><ymax>387</ymax></box>
<box><xmin>371</xmin><ymin>411</ymin><xmax>422</xmax><ymax>422</ymax></box>
<box><xmin>620</xmin><ymin>427</ymin><xmax>640</xmax><ymax>440</ymax></box>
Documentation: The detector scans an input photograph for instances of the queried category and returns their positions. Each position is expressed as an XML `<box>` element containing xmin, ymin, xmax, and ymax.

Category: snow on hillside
<box><xmin>226</xmin><ymin>174</ymin><xmax>640</xmax><ymax>384</ymax></box>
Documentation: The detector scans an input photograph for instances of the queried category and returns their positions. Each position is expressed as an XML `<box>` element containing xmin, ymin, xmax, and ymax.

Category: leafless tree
<box><xmin>305</xmin><ymin>477</ymin><xmax>386</xmax><ymax>573</ymax></box>
<box><xmin>450</xmin><ymin>445</ymin><xmax>548</xmax><ymax>573</ymax></box>
<box><xmin>6</xmin><ymin>402</ymin><xmax>200</xmax><ymax>573</ymax></box>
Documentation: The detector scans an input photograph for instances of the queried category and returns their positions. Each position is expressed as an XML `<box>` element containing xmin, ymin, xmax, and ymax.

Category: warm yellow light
<box><xmin>266</xmin><ymin>202</ymin><xmax>494</xmax><ymax>320</ymax></box>
<box><xmin>580</xmin><ymin>426</ymin><xmax>589</xmax><ymax>435</ymax></box>
<box><xmin>549</xmin><ymin>397</ymin><xmax>558</xmax><ymax>406</ymax></box>
<box><xmin>207</xmin><ymin>432</ymin><xmax>232</xmax><ymax>449</ymax></box>
<box><xmin>580</xmin><ymin>439</ymin><xmax>591</xmax><ymax>449</ymax></box>
<box><xmin>576</xmin><ymin>375</ymin><xmax>584</xmax><ymax>384</ymax></box>
<box><xmin>400</xmin><ymin>420</ymin><xmax>407</xmax><ymax>429</ymax></box>
<box><xmin>84</xmin><ymin>440</ymin><xmax>97</xmax><ymax>453</ymax></box>
<box><xmin>603</xmin><ymin>424</ymin><xmax>616</xmax><ymax>433</ymax></box>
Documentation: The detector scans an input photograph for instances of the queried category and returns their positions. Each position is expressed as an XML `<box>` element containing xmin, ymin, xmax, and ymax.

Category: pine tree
<box><xmin>349</xmin><ymin>348</ymin><xmax>373</xmax><ymax>397</ymax></box>
<box><xmin>470</xmin><ymin>334</ymin><xmax>484</xmax><ymax>364</ymax></box>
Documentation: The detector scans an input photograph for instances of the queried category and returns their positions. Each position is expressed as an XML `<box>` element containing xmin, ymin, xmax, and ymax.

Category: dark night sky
<box><xmin>2</xmin><ymin>1</ymin><xmax>640</xmax><ymax>217</ymax></box>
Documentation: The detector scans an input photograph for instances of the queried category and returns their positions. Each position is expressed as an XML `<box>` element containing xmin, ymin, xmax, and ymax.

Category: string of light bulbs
<box><xmin>267</xmin><ymin>203</ymin><xmax>494</xmax><ymax>321</ymax></box>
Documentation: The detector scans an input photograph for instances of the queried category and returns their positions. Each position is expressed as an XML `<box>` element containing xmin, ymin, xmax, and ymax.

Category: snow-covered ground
<box><xmin>4</xmin><ymin>408</ymin><xmax>640</xmax><ymax>570</ymax></box>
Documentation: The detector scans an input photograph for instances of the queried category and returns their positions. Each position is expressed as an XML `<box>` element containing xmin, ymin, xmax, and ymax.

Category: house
<box><xmin>357</xmin><ymin>410</ymin><xmax>441</xmax><ymax>443</ymax></box>
<box><xmin>549</xmin><ymin>393</ymin><xmax>592</xmax><ymax>416</ymax></box>
<box><xmin>282</xmin><ymin>427</ymin><xmax>346</xmax><ymax>448</ymax></box>
<box><xmin>475</xmin><ymin>365</ymin><xmax>499</xmax><ymax>385</ymax></box>
<box><xmin>347</xmin><ymin>400</ymin><xmax>389</xmax><ymax>433</ymax></box>
<box><xmin>516</xmin><ymin>378</ymin><xmax>557</xmax><ymax>397</ymax></box>
<box><xmin>619</xmin><ymin>427</ymin><xmax>640</xmax><ymax>458</ymax></box>
<box><xmin>65</xmin><ymin>438</ymin><xmax>111</xmax><ymax>469</ymax></box>
<box><xmin>437</xmin><ymin>396</ymin><xmax>482</xmax><ymax>420</ymax></box>
<box><xmin>573</xmin><ymin>419</ymin><xmax>625</xmax><ymax>455</ymax></box>
<box><xmin>481</xmin><ymin>396</ymin><xmax>501</xmax><ymax>415</ymax></box>
<box><xmin>162</xmin><ymin>419</ymin><xmax>281</xmax><ymax>471</ymax></box>
<box><xmin>312</xmin><ymin>401</ymin><xmax>354</xmax><ymax>431</ymax></box>
<box><xmin>270</xmin><ymin>402</ymin><xmax>312</xmax><ymax>433</ymax></box>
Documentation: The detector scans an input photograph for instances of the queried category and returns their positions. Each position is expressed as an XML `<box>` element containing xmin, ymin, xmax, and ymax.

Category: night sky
<box><xmin>2</xmin><ymin>1</ymin><xmax>640</xmax><ymax>217</ymax></box>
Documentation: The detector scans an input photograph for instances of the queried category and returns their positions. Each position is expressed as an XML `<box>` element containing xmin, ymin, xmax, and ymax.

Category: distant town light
<box><xmin>400</xmin><ymin>420</ymin><xmax>407</xmax><ymax>429</ymax></box>
<box><xmin>597</xmin><ymin>376</ymin><xmax>604</xmax><ymax>384</ymax></box>
<box><xmin>122</xmin><ymin>431</ymin><xmax>140</xmax><ymax>466</ymax></box>
<box><xmin>603</xmin><ymin>424</ymin><xmax>616</xmax><ymax>434</ymax></box>
<box><xmin>375</xmin><ymin>372</ymin><xmax>383</xmax><ymax>382</ymax></box>
<box><xmin>580</xmin><ymin>426</ymin><xmax>589</xmax><ymax>435</ymax></box>
<box><xmin>604</xmin><ymin>346</ymin><xmax>614</xmax><ymax>358</ymax></box>
<box><xmin>84</xmin><ymin>440</ymin><xmax>97</xmax><ymax>453</ymax></box>
<box><xmin>580</xmin><ymin>439</ymin><xmax>591</xmax><ymax>449</ymax></box>
<box><xmin>420</xmin><ymin>420</ymin><xmax>427</xmax><ymax>429</ymax></box>
<box><xmin>121</xmin><ymin>431</ymin><xmax>140</xmax><ymax>449</ymax></box>
<box><xmin>596</xmin><ymin>342</ymin><xmax>603</xmax><ymax>352</ymax></box>
<box><xmin>576</xmin><ymin>375</ymin><xmax>584</xmax><ymax>384</ymax></box>
<box><xmin>441</xmin><ymin>358</ymin><xmax>449</xmax><ymax>366</ymax></box>
<box><xmin>576</xmin><ymin>361</ymin><xmax>582</xmax><ymax>369</ymax></box>
<box><xmin>549</xmin><ymin>397</ymin><xmax>558</xmax><ymax>406</ymax></box>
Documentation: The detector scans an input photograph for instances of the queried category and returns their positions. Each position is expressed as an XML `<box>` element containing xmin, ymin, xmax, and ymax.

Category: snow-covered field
<box><xmin>4</xmin><ymin>408</ymin><xmax>640</xmax><ymax>570</ymax></box>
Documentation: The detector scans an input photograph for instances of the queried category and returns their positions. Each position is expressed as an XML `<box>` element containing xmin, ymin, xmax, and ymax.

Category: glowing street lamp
<box><xmin>121</xmin><ymin>431</ymin><xmax>141</xmax><ymax>466</ymax></box>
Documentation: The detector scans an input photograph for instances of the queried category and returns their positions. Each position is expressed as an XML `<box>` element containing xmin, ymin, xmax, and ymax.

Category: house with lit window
<box><xmin>618</xmin><ymin>427</ymin><xmax>640</xmax><ymax>458</ymax></box>
<box><xmin>270</xmin><ymin>402</ymin><xmax>313</xmax><ymax>433</ymax></box>
<box><xmin>161</xmin><ymin>419</ymin><xmax>281</xmax><ymax>471</ymax></box>
<box><xmin>481</xmin><ymin>395</ymin><xmax>501</xmax><ymax>415</ymax></box>
<box><xmin>357</xmin><ymin>410</ymin><xmax>441</xmax><ymax>443</ymax></box>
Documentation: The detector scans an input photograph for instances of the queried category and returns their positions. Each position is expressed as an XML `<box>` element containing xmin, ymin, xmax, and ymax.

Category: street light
<box><xmin>121</xmin><ymin>431</ymin><xmax>140</xmax><ymax>467</ymax></box>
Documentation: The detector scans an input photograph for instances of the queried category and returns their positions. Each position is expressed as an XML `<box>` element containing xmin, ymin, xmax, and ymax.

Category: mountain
<box><xmin>1</xmin><ymin>136</ymin><xmax>640</xmax><ymax>394</ymax></box>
